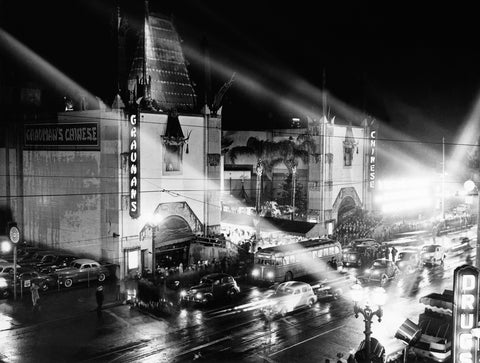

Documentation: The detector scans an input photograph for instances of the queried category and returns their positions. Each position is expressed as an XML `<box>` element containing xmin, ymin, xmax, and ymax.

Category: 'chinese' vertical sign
<box><xmin>129</xmin><ymin>112</ymin><xmax>140</xmax><ymax>218</ymax></box>
<box><xmin>453</xmin><ymin>265</ymin><xmax>480</xmax><ymax>363</ymax></box>
<box><xmin>368</xmin><ymin>130</ymin><xmax>376</xmax><ymax>189</ymax></box>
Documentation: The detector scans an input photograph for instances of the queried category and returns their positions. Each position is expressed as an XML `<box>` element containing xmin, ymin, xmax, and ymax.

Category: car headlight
<box><xmin>195</xmin><ymin>292</ymin><xmax>203</xmax><ymax>300</ymax></box>
<box><xmin>372</xmin><ymin>270</ymin><xmax>380</xmax><ymax>275</ymax></box>
<box><xmin>365</xmin><ymin>269</ymin><xmax>371</xmax><ymax>274</ymax></box>
<box><xmin>252</xmin><ymin>269</ymin><xmax>259</xmax><ymax>277</ymax></box>
<box><xmin>266</xmin><ymin>271</ymin><xmax>274</xmax><ymax>279</ymax></box>
<box><xmin>0</xmin><ymin>278</ymin><xmax>7</xmax><ymax>288</ymax></box>
<box><xmin>350</xmin><ymin>255</ymin><xmax>356</xmax><ymax>260</ymax></box>
<box><xmin>180</xmin><ymin>290</ymin><xmax>187</xmax><ymax>297</ymax></box>
<box><xmin>398</xmin><ymin>262</ymin><xmax>405</xmax><ymax>267</ymax></box>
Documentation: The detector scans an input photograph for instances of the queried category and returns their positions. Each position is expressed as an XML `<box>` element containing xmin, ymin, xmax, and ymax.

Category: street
<box><xmin>0</xmin><ymin>228</ymin><xmax>475</xmax><ymax>363</ymax></box>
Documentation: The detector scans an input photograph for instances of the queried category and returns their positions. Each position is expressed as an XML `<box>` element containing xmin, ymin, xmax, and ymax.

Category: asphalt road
<box><xmin>0</xmin><ymin>227</ymin><xmax>475</xmax><ymax>363</ymax></box>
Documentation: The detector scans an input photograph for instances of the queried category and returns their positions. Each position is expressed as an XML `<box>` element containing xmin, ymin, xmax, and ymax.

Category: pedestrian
<box><xmin>391</xmin><ymin>246</ymin><xmax>398</xmax><ymax>262</ymax></box>
<box><xmin>30</xmin><ymin>282</ymin><xmax>40</xmax><ymax>311</ymax></box>
<box><xmin>96</xmin><ymin>285</ymin><xmax>104</xmax><ymax>319</ymax></box>
<box><xmin>178</xmin><ymin>262</ymin><xmax>183</xmax><ymax>274</ymax></box>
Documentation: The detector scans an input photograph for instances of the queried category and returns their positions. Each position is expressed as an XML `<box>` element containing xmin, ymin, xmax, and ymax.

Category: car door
<box><xmin>212</xmin><ymin>278</ymin><xmax>223</xmax><ymax>298</ymax></box>
<box><xmin>78</xmin><ymin>264</ymin><xmax>91</xmax><ymax>281</ymax></box>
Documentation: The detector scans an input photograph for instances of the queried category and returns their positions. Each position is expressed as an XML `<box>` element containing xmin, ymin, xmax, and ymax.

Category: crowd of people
<box><xmin>334</xmin><ymin>211</ymin><xmax>381</xmax><ymax>245</ymax></box>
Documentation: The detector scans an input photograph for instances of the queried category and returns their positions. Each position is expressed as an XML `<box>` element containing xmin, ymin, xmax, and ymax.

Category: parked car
<box><xmin>395</xmin><ymin>249</ymin><xmax>420</xmax><ymax>274</ymax></box>
<box><xmin>180</xmin><ymin>273</ymin><xmax>240</xmax><ymax>305</ymax></box>
<box><xmin>0</xmin><ymin>267</ymin><xmax>56</xmax><ymax>298</ymax></box>
<box><xmin>360</xmin><ymin>258</ymin><xmax>400</xmax><ymax>286</ymax></box>
<box><xmin>35</xmin><ymin>254</ymin><xmax>79</xmax><ymax>274</ymax></box>
<box><xmin>260</xmin><ymin>281</ymin><xmax>317</xmax><ymax>317</ymax></box>
<box><xmin>420</xmin><ymin>244</ymin><xmax>446</xmax><ymax>266</ymax></box>
<box><xmin>0</xmin><ymin>262</ymin><xmax>21</xmax><ymax>277</ymax></box>
<box><xmin>53</xmin><ymin>258</ymin><xmax>109</xmax><ymax>288</ymax></box>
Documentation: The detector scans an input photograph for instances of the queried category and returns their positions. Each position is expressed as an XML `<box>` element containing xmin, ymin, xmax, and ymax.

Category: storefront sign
<box><xmin>369</xmin><ymin>130</ymin><xmax>376</xmax><ymax>189</ymax></box>
<box><xmin>129</xmin><ymin>113</ymin><xmax>140</xmax><ymax>218</ymax></box>
<box><xmin>24</xmin><ymin>122</ymin><xmax>100</xmax><ymax>150</ymax></box>
<box><xmin>453</xmin><ymin>265</ymin><xmax>480</xmax><ymax>363</ymax></box>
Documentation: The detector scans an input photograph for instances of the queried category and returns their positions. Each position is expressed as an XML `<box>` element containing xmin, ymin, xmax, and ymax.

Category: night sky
<box><xmin>1</xmin><ymin>1</ymin><xmax>480</xmax><ymax>172</ymax></box>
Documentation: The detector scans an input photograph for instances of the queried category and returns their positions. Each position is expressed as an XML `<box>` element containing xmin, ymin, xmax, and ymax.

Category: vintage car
<box><xmin>395</xmin><ymin>249</ymin><xmax>420</xmax><ymax>274</ymax></box>
<box><xmin>35</xmin><ymin>254</ymin><xmax>79</xmax><ymax>274</ymax></box>
<box><xmin>420</xmin><ymin>244</ymin><xmax>446</xmax><ymax>266</ymax></box>
<box><xmin>180</xmin><ymin>273</ymin><xmax>240</xmax><ymax>305</ymax></box>
<box><xmin>260</xmin><ymin>281</ymin><xmax>317</xmax><ymax>317</ymax></box>
<box><xmin>0</xmin><ymin>262</ymin><xmax>21</xmax><ymax>277</ymax></box>
<box><xmin>342</xmin><ymin>241</ymin><xmax>380</xmax><ymax>268</ymax></box>
<box><xmin>0</xmin><ymin>267</ymin><xmax>56</xmax><ymax>298</ymax></box>
<box><xmin>360</xmin><ymin>258</ymin><xmax>400</xmax><ymax>286</ymax></box>
<box><xmin>53</xmin><ymin>258</ymin><xmax>109</xmax><ymax>288</ymax></box>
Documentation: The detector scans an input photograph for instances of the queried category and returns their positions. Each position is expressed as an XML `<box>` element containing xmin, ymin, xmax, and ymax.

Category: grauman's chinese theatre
<box><xmin>5</xmin><ymin>12</ymin><xmax>224</xmax><ymax>280</ymax></box>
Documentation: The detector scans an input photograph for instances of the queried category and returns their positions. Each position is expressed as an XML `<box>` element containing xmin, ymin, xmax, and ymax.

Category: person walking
<box><xmin>96</xmin><ymin>285</ymin><xmax>104</xmax><ymax>319</ymax></box>
<box><xmin>391</xmin><ymin>246</ymin><xmax>398</xmax><ymax>262</ymax></box>
<box><xmin>30</xmin><ymin>282</ymin><xmax>40</xmax><ymax>312</ymax></box>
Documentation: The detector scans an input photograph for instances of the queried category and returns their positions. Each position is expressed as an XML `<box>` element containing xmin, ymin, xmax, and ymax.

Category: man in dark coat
<box><xmin>96</xmin><ymin>285</ymin><xmax>104</xmax><ymax>319</ymax></box>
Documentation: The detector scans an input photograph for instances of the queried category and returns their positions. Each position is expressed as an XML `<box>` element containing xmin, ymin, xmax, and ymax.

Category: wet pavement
<box><xmin>0</xmin><ymin>228</ymin><xmax>475</xmax><ymax>363</ymax></box>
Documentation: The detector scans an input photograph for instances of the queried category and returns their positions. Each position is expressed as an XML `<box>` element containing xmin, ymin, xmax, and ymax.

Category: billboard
<box><xmin>453</xmin><ymin>264</ymin><xmax>480</xmax><ymax>363</ymax></box>
<box><xmin>129</xmin><ymin>112</ymin><xmax>140</xmax><ymax>219</ymax></box>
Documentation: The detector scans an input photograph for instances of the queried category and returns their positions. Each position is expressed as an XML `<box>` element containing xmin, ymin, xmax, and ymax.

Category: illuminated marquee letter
<box><xmin>129</xmin><ymin>112</ymin><xmax>140</xmax><ymax>218</ymax></box>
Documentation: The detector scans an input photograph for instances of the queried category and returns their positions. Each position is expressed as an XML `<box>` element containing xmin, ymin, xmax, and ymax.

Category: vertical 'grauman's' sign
<box><xmin>453</xmin><ymin>265</ymin><xmax>480</xmax><ymax>363</ymax></box>
<box><xmin>129</xmin><ymin>113</ymin><xmax>140</xmax><ymax>218</ymax></box>
<box><xmin>369</xmin><ymin>130</ymin><xmax>376</xmax><ymax>189</ymax></box>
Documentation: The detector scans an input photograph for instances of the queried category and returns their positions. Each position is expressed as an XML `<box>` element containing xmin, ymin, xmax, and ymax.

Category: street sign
<box><xmin>9</xmin><ymin>225</ymin><xmax>20</xmax><ymax>244</ymax></box>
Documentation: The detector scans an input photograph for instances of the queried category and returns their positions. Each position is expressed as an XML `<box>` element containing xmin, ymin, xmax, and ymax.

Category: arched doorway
<box><xmin>337</xmin><ymin>196</ymin><xmax>357</xmax><ymax>223</ymax></box>
<box><xmin>151</xmin><ymin>215</ymin><xmax>194</xmax><ymax>270</ymax></box>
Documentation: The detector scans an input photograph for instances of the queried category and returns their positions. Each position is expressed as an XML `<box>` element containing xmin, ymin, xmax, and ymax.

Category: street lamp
<box><xmin>351</xmin><ymin>283</ymin><xmax>387</xmax><ymax>363</ymax></box>
<box><xmin>464</xmin><ymin>180</ymin><xmax>480</xmax><ymax>268</ymax></box>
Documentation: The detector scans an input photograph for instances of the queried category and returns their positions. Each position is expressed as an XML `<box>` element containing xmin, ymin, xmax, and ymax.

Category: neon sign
<box><xmin>129</xmin><ymin>113</ymin><xmax>140</xmax><ymax>219</ymax></box>
<box><xmin>453</xmin><ymin>265</ymin><xmax>480</xmax><ymax>363</ymax></box>
<box><xmin>369</xmin><ymin>130</ymin><xmax>376</xmax><ymax>189</ymax></box>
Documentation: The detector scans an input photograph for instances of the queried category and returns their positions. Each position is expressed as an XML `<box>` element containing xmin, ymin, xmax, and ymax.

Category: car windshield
<box><xmin>422</xmin><ymin>246</ymin><xmax>436</xmax><ymax>253</ymax></box>
<box><xmin>372</xmin><ymin>260</ymin><xmax>387</xmax><ymax>268</ymax></box>
<box><xmin>398</xmin><ymin>253</ymin><xmax>412</xmax><ymax>260</ymax></box>
<box><xmin>200</xmin><ymin>278</ymin><xmax>213</xmax><ymax>284</ymax></box>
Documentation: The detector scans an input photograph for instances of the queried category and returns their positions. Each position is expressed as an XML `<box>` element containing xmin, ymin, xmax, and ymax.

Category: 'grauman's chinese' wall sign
<box><xmin>129</xmin><ymin>113</ymin><xmax>140</xmax><ymax>219</ymax></box>
<box><xmin>24</xmin><ymin>123</ymin><xmax>100</xmax><ymax>150</ymax></box>
<box><xmin>369</xmin><ymin>130</ymin><xmax>376</xmax><ymax>189</ymax></box>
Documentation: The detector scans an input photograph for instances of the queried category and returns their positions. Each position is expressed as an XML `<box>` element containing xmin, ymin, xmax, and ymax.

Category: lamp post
<box><xmin>464</xmin><ymin>180</ymin><xmax>480</xmax><ymax>268</ymax></box>
<box><xmin>351</xmin><ymin>283</ymin><xmax>387</xmax><ymax>363</ymax></box>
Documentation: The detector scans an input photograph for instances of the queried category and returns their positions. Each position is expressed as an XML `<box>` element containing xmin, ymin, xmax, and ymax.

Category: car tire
<box><xmin>307</xmin><ymin>298</ymin><xmax>315</xmax><ymax>308</ymax></box>
<box><xmin>98</xmin><ymin>273</ymin><xmax>106</xmax><ymax>282</ymax></box>
<box><xmin>284</xmin><ymin>272</ymin><xmax>293</xmax><ymax>282</ymax></box>
<box><xmin>64</xmin><ymin>278</ymin><xmax>73</xmax><ymax>288</ymax></box>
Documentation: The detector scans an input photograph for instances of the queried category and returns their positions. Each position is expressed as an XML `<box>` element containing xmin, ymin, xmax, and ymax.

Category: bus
<box><xmin>251</xmin><ymin>238</ymin><xmax>342</xmax><ymax>283</ymax></box>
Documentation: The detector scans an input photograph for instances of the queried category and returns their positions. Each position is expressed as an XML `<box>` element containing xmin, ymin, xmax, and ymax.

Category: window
<box><xmin>302</xmin><ymin>286</ymin><xmax>308</xmax><ymax>293</ymax></box>
<box><xmin>328</xmin><ymin>247</ymin><xmax>334</xmax><ymax>255</ymax></box>
<box><xmin>318</xmin><ymin>249</ymin><xmax>324</xmax><ymax>258</ymax></box>
<box><xmin>294</xmin><ymin>289</ymin><xmax>301</xmax><ymax>295</ymax></box>
<box><xmin>83</xmin><ymin>264</ymin><xmax>91</xmax><ymax>269</ymax></box>
<box><xmin>164</xmin><ymin>144</ymin><xmax>183</xmax><ymax>173</ymax></box>
<box><xmin>335</xmin><ymin>246</ymin><xmax>340</xmax><ymax>254</ymax></box>
<box><xmin>312</xmin><ymin>251</ymin><xmax>318</xmax><ymax>258</ymax></box>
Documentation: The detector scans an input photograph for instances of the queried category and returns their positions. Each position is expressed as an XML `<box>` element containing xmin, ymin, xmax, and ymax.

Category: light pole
<box><xmin>351</xmin><ymin>283</ymin><xmax>387</xmax><ymax>363</ymax></box>
<box><xmin>464</xmin><ymin>180</ymin><xmax>480</xmax><ymax>268</ymax></box>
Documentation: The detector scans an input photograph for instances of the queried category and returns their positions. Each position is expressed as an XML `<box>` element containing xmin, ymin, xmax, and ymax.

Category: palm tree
<box><xmin>229</xmin><ymin>137</ymin><xmax>281</xmax><ymax>213</ymax></box>
<box><xmin>273</xmin><ymin>135</ymin><xmax>315</xmax><ymax>220</ymax></box>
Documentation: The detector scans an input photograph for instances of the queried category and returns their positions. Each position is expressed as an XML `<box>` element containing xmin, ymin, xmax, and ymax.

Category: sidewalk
<box><xmin>0</xmin><ymin>280</ymin><xmax>127</xmax><ymax>330</ymax></box>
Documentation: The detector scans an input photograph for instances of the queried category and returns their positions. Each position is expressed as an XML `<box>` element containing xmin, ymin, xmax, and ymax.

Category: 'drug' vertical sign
<box><xmin>129</xmin><ymin>112</ymin><xmax>140</xmax><ymax>219</ymax></box>
<box><xmin>453</xmin><ymin>265</ymin><xmax>480</xmax><ymax>363</ymax></box>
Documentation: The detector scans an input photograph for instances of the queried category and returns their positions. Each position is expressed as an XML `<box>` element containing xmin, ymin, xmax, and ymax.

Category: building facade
<box><xmin>222</xmin><ymin>116</ymin><xmax>376</xmax><ymax>236</ymax></box>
